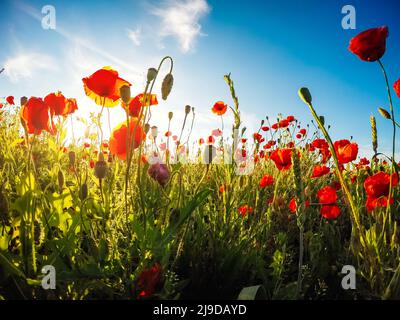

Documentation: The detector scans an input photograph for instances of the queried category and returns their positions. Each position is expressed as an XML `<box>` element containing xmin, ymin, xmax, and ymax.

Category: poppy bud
<box><xmin>319</xmin><ymin>116</ymin><xmax>325</xmax><ymax>126</ymax></box>
<box><xmin>185</xmin><ymin>105</ymin><xmax>191</xmax><ymax>114</ymax></box>
<box><xmin>151</xmin><ymin>126</ymin><xmax>158</xmax><ymax>139</ymax></box>
<box><xmin>147</xmin><ymin>68</ymin><xmax>158</xmax><ymax>82</ymax></box>
<box><xmin>57</xmin><ymin>169</ymin><xmax>64</xmax><ymax>193</ymax></box>
<box><xmin>203</xmin><ymin>145</ymin><xmax>217</xmax><ymax>164</ymax></box>
<box><xmin>94</xmin><ymin>161</ymin><xmax>107</xmax><ymax>180</ymax></box>
<box><xmin>144</xmin><ymin>123</ymin><xmax>150</xmax><ymax>134</ymax></box>
<box><xmin>80</xmin><ymin>183</ymin><xmax>88</xmax><ymax>200</ymax></box>
<box><xmin>20</xmin><ymin>96</ymin><xmax>28</xmax><ymax>106</ymax></box>
<box><xmin>298</xmin><ymin>87</ymin><xmax>312</xmax><ymax>105</ymax></box>
<box><xmin>148</xmin><ymin>163</ymin><xmax>170</xmax><ymax>187</ymax></box>
<box><xmin>68</xmin><ymin>151</ymin><xmax>76</xmax><ymax>167</ymax></box>
<box><xmin>378</xmin><ymin>107</ymin><xmax>391</xmax><ymax>120</ymax></box>
<box><xmin>161</xmin><ymin>73</ymin><xmax>174</xmax><ymax>100</ymax></box>
<box><xmin>120</xmin><ymin>85</ymin><xmax>131</xmax><ymax>105</ymax></box>
<box><xmin>168</xmin><ymin>112</ymin><xmax>173</xmax><ymax>120</ymax></box>
<box><xmin>98</xmin><ymin>152</ymin><xmax>105</xmax><ymax>162</ymax></box>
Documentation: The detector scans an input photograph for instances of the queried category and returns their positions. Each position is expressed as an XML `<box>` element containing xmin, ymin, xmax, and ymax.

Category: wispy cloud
<box><xmin>127</xmin><ymin>26</ymin><xmax>142</xmax><ymax>46</ymax></box>
<box><xmin>3</xmin><ymin>52</ymin><xmax>58</xmax><ymax>83</ymax></box>
<box><xmin>150</xmin><ymin>0</ymin><xmax>210</xmax><ymax>53</ymax></box>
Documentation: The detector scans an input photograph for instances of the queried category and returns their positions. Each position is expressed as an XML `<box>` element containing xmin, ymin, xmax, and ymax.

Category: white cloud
<box><xmin>3</xmin><ymin>52</ymin><xmax>58</xmax><ymax>83</ymax></box>
<box><xmin>151</xmin><ymin>0</ymin><xmax>210</xmax><ymax>53</ymax></box>
<box><xmin>127</xmin><ymin>27</ymin><xmax>142</xmax><ymax>46</ymax></box>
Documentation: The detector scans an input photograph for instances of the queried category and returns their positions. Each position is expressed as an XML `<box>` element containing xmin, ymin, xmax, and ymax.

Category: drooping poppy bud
<box><xmin>161</xmin><ymin>73</ymin><xmax>173</xmax><ymax>100</ymax></box>
<box><xmin>68</xmin><ymin>151</ymin><xmax>76</xmax><ymax>167</ymax></box>
<box><xmin>147</xmin><ymin>68</ymin><xmax>158</xmax><ymax>83</ymax></box>
<box><xmin>168</xmin><ymin>112</ymin><xmax>173</xmax><ymax>120</ymax></box>
<box><xmin>120</xmin><ymin>85</ymin><xmax>131</xmax><ymax>105</ymax></box>
<box><xmin>79</xmin><ymin>183</ymin><xmax>88</xmax><ymax>200</ymax></box>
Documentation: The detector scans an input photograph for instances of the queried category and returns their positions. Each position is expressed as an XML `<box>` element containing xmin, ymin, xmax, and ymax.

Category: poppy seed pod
<box><xmin>378</xmin><ymin>107</ymin><xmax>391</xmax><ymax>120</ymax></box>
<box><xmin>185</xmin><ymin>105</ymin><xmax>191</xmax><ymax>114</ymax></box>
<box><xmin>94</xmin><ymin>160</ymin><xmax>107</xmax><ymax>180</ymax></box>
<box><xmin>161</xmin><ymin>73</ymin><xmax>174</xmax><ymax>100</ymax></box>
<box><xmin>147</xmin><ymin>68</ymin><xmax>158</xmax><ymax>83</ymax></box>
<box><xmin>20</xmin><ymin>96</ymin><xmax>28</xmax><ymax>106</ymax></box>
<box><xmin>144</xmin><ymin>123</ymin><xmax>151</xmax><ymax>134</ymax></box>
<box><xmin>298</xmin><ymin>87</ymin><xmax>312</xmax><ymax>105</ymax></box>
<box><xmin>80</xmin><ymin>183</ymin><xmax>88</xmax><ymax>200</ymax></box>
<box><xmin>168</xmin><ymin>112</ymin><xmax>173</xmax><ymax>120</ymax></box>
<box><xmin>57</xmin><ymin>169</ymin><xmax>64</xmax><ymax>192</ymax></box>
<box><xmin>120</xmin><ymin>85</ymin><xmax>131</xmax><ymax>105</ymax></box>
<box><xmin>151</xmin><ymin>126</ymin><xmax>158</xmax><ymax>139</ymax></box>
<box><xmin>203</xmin><ymin>145</ymin><xmax>217</xmax><ymax>165</ymax></box>
<box><xmin>68</xmin><ymin>151</ymin><xmax>76</xmax><ymax>167</ymax></box>
<box><xmin>148</xmin><ymin>163</ymin><xmax>170</xmax><ymax>187</ymax></box>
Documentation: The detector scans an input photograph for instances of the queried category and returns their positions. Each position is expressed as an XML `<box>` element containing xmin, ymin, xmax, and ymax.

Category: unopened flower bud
<box><xmin>185</xmin><ymin>105</ymin><xmax>191</xmax><ymax>114</ymax></box>
<box><xmin>144</xmin><ymin>123</ymin><xmax>150</xmax><ymax>134</ymax></box>
<box><xmin>298</xmin><ymin>87</ymin><xmax>312</xmax><ymax>105</ymax></box>
<box><xmin>168</xmin><ymin>112</ymin><xmax>173</xmax><ymax>120</ymax></box>
<box><xmin>378</xmin><ymin>107</ymin><xmax>391</xmax><ymax>120</ymax></box>
<box><xmin>94</xmin><ymin>160</ymin><xmax>107</xmax><ymax>180</ymax></box>
<box><xmin>147</xmin><ymin>68</ymin><xmax>158</xmax><ymax>82</ymax></box>
<box><xmin>120</xmin><ymin>85</ymin><xmax>131</xmax><ymax>105</ymax></box>
<box><xmin>20</xmin><ymin>96</ymin><xmax>28</xmax><ymax>106</ymax></box>
<box><xmin>79</xmin><ymin>183</ymin><xmax>88</xmax><ymax>200</ymax></box>
<box><xmin>68</xmin><ymin>151</ymin><xmax>76</xmax><ymax>167</ymax></box>
<box><xmin>161</xmin><ymin>73</ymin><xmax>174</xmax><ymax>100</ymax></box>
<box><xmin>148</xmin><ymin>163</ymin><xmax>170</xmax><ymax>187</ymax></box>
<box><xmin>57</xmin><ymin>169</ymin><xmax>64</xmax><ymax>193</ymax></box>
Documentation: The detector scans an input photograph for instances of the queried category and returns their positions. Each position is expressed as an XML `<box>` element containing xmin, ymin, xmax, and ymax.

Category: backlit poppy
<box><xmin>288</xmin><ymin>197</ymin><xmax>310</xmax><ymax>213</ymax></box>
<box><xmin>44</xmin><ymin>92</ymin><xmax>78</xmax><ymax>116</ymax></box>
<box><xmin>21</xmin><ymin>97</ymin><xmax>55</xmax><ymax>135</ymax></box>
<box><xmin>270</xmin><ymin>148</ymin><xmax>293</xmax><ymax>171</ymax></box>
<box><xmin>334</xmin><ymin>140</ymin><xmax>358</xmax><ymax>164</ymax></box>
<box><xmin>6</xmin><ymin>96</ymin><xmax>14</xmax><ymax>105</ymax></box>
<box><xmin>364</xmin><ymin>171</ymin><xmax>398</xmax><ymax>212</ymax></box>
<box><xmin>211</xmin><ymin>101</ymin><xmax>227</xmax><ymax>116</ymax></box>
<box><xmin>259</xmin><ymin>174</ymin><xmax>274</xmax><ymax>188</ymax></box>
<box><xmin>349</xmin><ymin>26</ymin><xmax>389</xmax><ymax>62</ymax></box>
<box><xmin>82</xmin><ymin>66</ymin><xmax>131</xmax><ymax>107</ymax></box>
<box><xmin>317</xmin><ymin>186</ymin><xmax>341</xmax><ymax>219</ymax></box>
<box><xmin>311</xmin><ymin>165</ymin><xmax>330</xmax><ymax>178</ymax></box>
<box><xmin>109</xmin><ymin>118</ymin><xmax>146</xmax><ymax>160</ymax></box>
<box><xmin>124</xmin><ymin>93</ymin><xmax>158</xmax><ymax>117</ymax></box>
<box><xmin>394</xmin><ymin>78</ymin><xmax>400</xmax><ymax>99</ymax></box>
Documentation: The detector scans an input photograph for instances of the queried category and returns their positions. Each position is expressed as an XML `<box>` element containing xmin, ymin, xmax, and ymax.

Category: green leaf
<box><xmin>237</xmin><ymin>285</ymin><xmax>267</xmax><ymax>300</ymax></box>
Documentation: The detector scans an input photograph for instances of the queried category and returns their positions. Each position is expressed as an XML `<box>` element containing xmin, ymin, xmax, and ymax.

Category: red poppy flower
<box><xmin>299</xmin><ymin>128</ymin><xmax>306</xmax><ymax>135</ymax></box>
<box><xmin>271</xmin><ymin>123</ymin><xmax>278</xmax><ymax>130</ymax></box>
<box><xmin>364</xmin><ymin>171</ymin><xmax>398</xmax><ymax>212</ymax></box>
<box><xmin>394</xmin><ymin>78</ymin><xmax>400</xmax><ymax>99</ymax></box>
<box><xmin>253</xmin><ymin>133</ymin><xmax>262</xmax><ymax>142</ymax></box>
<box><xmin>312</xmin><ymin>139</ymin><xmax>329</xmax><ymax>150</ymax></box>
<box><xmin>296</xmin><ymin>134</ymin><xmax>302</xmax><ymax>139</ymax></box>
<box><xmin>6</xmin><ymin>96</ymin><xmax>14</xmax><ymax>105</ymax></box>
<box><xmin>334</xmin><ymin>140</ymin><xmax>358</xmax><ymax>164</ymax></box>
<box><xmin>241</xmin><ymin>138</ymin><xmax>247</xmax><ymax>143</ymax></box>
<box><xmin>259</xmin><ymin>174</ymin><xmax>274</xmax><ymax>188</ymax></box>
<box><xmin>320</xmin><ymin>205</ymin><xmax>341</xmax><ymax>219</ymax></box>
<box><xmin>311</xmin><ymin>165</ymin><xmax>330</xmax><ymax>178</ymax></box>
<box><xmin>317</xmin><ymin>186</ymin><xmax>338</xmax><ymax>204</ymax></box>
<box><xmin>124</xmin><ymin>93</ymin><xmax>158</xmax><ymax>117</ymax></box>
<box><xmin>317</xmin><ymin>186</ymin><xmax>341</xmax><ymax>219</ymax></box>
<box><xmin>109</xmin><ymin>118</ymin><xmax>146</xmax><ymax>160</ymax></box>
<box><xmin>137</xmin><ymin>262</ymin><xmax>162</xmax><ymax>297</ymax></box>
<box><xmin>219</xmin><ymin>185</ymin><xmax>225</xmax><ymax>193</ymax></box>
<box><xmin>238</xmin><ymin>205</ymin><xmax>253</xmax><ymax>217</ymax></box>
<box><xmin>207</xmin><ymin>135</ymin><xmax>215</xmax><ymax>144</ymax></box>
<box><xmin>278</xmin><ymin>119</ymin><xmax>289</xmax><ymax>128</ymax></box>
<box><xmin>21</xmin><ymin>97</ymin><xmax>56</xmax><ymax>135</ymax></box>
<box><xmin>286</xmin><ymin>115</ymin><xmax>295</xmax><ymax>122</ymax></box>
<box><xmin>288</xmin><ymin>198</ymin><xmax>310</xmax><ymax>213</ymax></box>
<box><xmin>198</xmin><ymin>138</ymin><xmax>204</xmax><ymax>145</ymax></box>
<box><xmin>349</xmin><ymin>26</ymin><xmax>389</xmax><ymax>62</ymax></box>
<box><xmin>270</xmin><ymin>148</ymin><xmax>293</xmax><ymax>171</ymax></box>
<box><xmin>261</xmin><ymin>126</ymin><xmax>269</xmax><ymax>131</ymax></box>
<box><xmin>82</xmin><ymin>66</ymin><xmax>131</xmax><ymax>107</ymax></box>
<box><xmin>165</xmin><ymin>131</ymin><xmax>172</xmax><ymax>137</ymax></box>
<box><xmin>211</xmin><ymin>101</ymin><xmax>227</xmax><ymax>116</ymax></box>
<box><xmin>44</xmin><ymin>92</ymin><xmax>77</xmax><ymax>116</ymax></box>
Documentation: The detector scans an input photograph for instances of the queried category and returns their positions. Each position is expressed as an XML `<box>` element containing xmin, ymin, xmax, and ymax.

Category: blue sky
<box><xmin>0</xmin><ymin>0</ymin><xmax>400</xmax><ymax>158</ymax></box>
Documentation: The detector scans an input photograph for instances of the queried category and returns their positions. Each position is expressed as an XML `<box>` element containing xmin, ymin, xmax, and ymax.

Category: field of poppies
<box><xmin>0</xmin><ymin>26</ymin><xmax>400</xmax><ymax>300</ymax></box>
